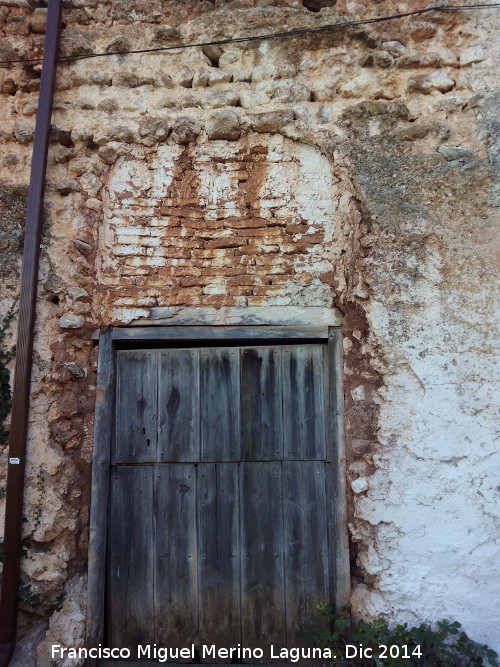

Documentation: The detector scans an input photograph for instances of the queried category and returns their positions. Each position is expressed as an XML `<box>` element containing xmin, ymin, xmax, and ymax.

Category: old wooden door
<box><xmin>107</xmin><ymin>343</ymin><xmax>334</xmax><ymax>656</ymax></box>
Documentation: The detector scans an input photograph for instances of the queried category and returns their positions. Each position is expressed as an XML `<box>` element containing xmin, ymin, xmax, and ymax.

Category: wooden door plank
<box><xmin>328</xmin><ymin>329</ymin><xmax>351</xmax><ymax>609</ymax></box>
<box><xmin>198</xmin><ymin>463</ymin><xmax>241</xmax><ymax>657</ymax></box>
<box><xmin>155</xmin><ymin>464</ymin><xmax>198</xmax><ymax>654</ymax></box>
<box><xmin>107</xmin><ymin>466</ymin><xmax>154</xmax><ymax>650</ymax></box>
<box><xmin>158</xmin><ymin>349</ymin><xmax>200</xmax><ymax>462</ymax></box>
<box><xmin>241</xmin><ymin>347</ymin><xmax>283</xmax><ymax>461</ymax></box>
<box><xmin>283</xmin><ymin>461</ymin><xmax>330</xmax><ymax>646</ymax></box>
<box><xmin>282</xmin><ymin>345</ymin><xmax>327</xmax><ymax>461</ymax></box>
<box><xmin>200</xmin><ymin>348</ymin><xmax>241</xmax><ymax>461</ymax></box>
<box><xmin>240</xmin><ymin>462</ymin><xmax>285</xmax><ymax>658</ymax></box>
<box><xmin>86</xmin><ymin>328</ymin><xmax>113</xmax><ymax>653</ymax></box>
<box><xmin>109</xmin><ymin>325</ymin><xmax>329</xmax><ymax>341</ymax></box>
<box><xmin>114</xmin><ymin>350</ymin><xmax>157</xmax><ymax>463</ymax></box>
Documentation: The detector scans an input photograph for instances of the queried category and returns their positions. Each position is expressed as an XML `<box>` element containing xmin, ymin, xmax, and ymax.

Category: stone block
<box><xmin>30</xmin><ymin>8</ymin><xmax>47</xmax><ymax>34</ymax></box>
<box><xmin>97</xmin><ymin>99</ymin><xmax>119</xmax><ymax>114</ymax></box>
<box><xmin>106</xmin><ymin>126</ymin><xmax>135</xmax><ymax>143</ymax></box>
<box><xmin>106</xmin><ymin>36</ymin><xmax>131</xmax><ymax>53</ymax></box>
<box><xmin>98</xmin><ymin>145</ymin><xmax>118</xmax><ymax>164</ymax></box>
<box><xmin>249</xmin><ymin>109</ymin><xmax>295</xmax><ymax>133</ymax></box>
<box><xmin>137</xmin><ymin>117</ymin><xmax>170</xmax><ymax>145</ymax></box>
<box><xmin>382</xmin><ymin>41</ymin><xmax>406</xmax><ymax>56</ymax></box>
<box><xmin>14</xmin><ymin>120</ymin><xmax>35</xmax><ymax>144</ymax></box>
<box><xmin>192</xmin><ymin>68</ymin><xmax>210</xmax><ymax>87</ymax></box>
<box><xmin>206</xmin><ymin>110</ymin><xmax>241</xmax><ymax>140</ymax></box>
<box><xmin>175</xmin><ymin>67</ymin><xmax>194</xmax><ymax>88</ymax></box>
<box><xmin>460</xmin><ymin>45</ymin><xmax>485</xmax><ymax>67</ymax></box>
<box><xmin>252</xmin><ymin>65</ymin><xmax>274</xmax><ymax>82</ymax></box>
<box><xmin>6</xmin><ymin>16</ymin><xmax>29</xmax><ymax>36</ymax></box>
<box><xmin>239</xmin><ymin>88</ymin><xmax>272</xmax><ymax>108</ymax></box>
<box><xmin>113</xmin><ymin>71</ymin><xmax>154</xmax><ymax>87</ymax></box>
<box><xmin>232</xmin><ymin>69</ymin><xmax>251</xmax><ymax>82</ymax></box>
<box><xmin>407</xmin><ymin>72</ymin><xmax>455</xmax><ymax>94</ymax></box>
<box><xmin>59</xmin><ymin>314</ymin><xmax>85</xmax><ymax>329</ymax></box>
<box><xmin>154</xmin><ymin>72</ymin><xmax>175</xmax><ymax>88</ymax></box>
<box><xmin>56</xmin><ymin>180</ymin><xmax>78</xmax><ymax>195</ymax></box>
<box><xmin>438</xmin><ymin>145</ymin><xmax>476</xmax><ymax>162</ymax></box>
<box><xmin>152</xmin><ymin>26</ymin><xmax>181</xmax><ymax>46</ymax></box>
<box><xmin>271</xmin><ymin>79</ymin><xmax>310</xmax><ymax>103</ymax></box>
<box><xmin>170</xmin><ymin>117</ymin><xmax>201</xmax><ymax>144</ymax></box>
<box><xmin>204</xmin><ymin>90</ymin><xmax>240</xmax><ymax>109</ymax></box>
<box><xmin>90</xmin><ymin>71</ymin><xmax>112</xmax><ymax>86</ymax></box>
<box><xmin>207</xmin><ymin>69</ymin><xmax>233</xmax><ymax>86</ymax></box>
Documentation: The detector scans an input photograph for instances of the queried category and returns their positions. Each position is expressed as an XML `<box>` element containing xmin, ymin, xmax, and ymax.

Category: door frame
<box><xmin>85</xmin><ymin>314</ymin><xmax>350</xmax><ymax>655</ymax></box>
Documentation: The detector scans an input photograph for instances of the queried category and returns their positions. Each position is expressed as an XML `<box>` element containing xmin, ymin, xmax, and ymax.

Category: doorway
<box><xmin>86</xmin><ymin>324</ymin><xmax>350</xmax><ymax>664</ymax></box>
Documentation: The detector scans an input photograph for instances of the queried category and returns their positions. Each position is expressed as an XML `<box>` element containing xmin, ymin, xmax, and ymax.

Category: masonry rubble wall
<box><xmin>0</xmin><ymin>0</ymin><xmax>498</xmax><ymax>664</ymax></box>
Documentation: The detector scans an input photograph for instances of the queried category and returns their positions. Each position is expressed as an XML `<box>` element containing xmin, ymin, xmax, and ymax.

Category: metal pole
<box><xmin>0</xmin><ymin>1</ymin><xmax>62</xmax><ymax>664</ymax></box>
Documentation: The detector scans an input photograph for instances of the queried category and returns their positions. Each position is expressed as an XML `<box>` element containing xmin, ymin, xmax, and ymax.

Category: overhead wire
<box><xmin>0</xmin><ymin>3</ymin><xmax>499</xmax><ymax>68</ymax></box>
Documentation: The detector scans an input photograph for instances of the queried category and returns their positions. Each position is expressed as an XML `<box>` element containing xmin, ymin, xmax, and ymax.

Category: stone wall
<box><xmin>0</xmin><ymin>0</ymin><xmax>498</xmax><ymax>664</ymax></box>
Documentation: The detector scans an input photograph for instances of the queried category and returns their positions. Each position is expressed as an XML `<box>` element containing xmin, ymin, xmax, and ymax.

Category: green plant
<box><xmin>33</xmin><ymin>469</ymin><xmax>45</xmax><ymax>530</ymax></box>
<box><xmin>17</xmin><ymin>583</ymin><xmax>40</xmax><ymax>610</ymax></box>
<box><xmin>44</xmin><ymin>592</ymin><xmax>65</xmax><ymax>617</ymax></box>
<box><xmin>0</xmin><ymin>301</ymin><xmax>16</xmax><ymax>448</ymax></box>
<box><xmin>302</xmin><ymin>604</ymin><xmax>499</xmax><ymax>667</ymax></box>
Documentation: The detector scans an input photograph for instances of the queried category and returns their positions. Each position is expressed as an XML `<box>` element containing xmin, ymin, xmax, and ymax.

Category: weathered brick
<box><xmin>158</xmin><ymin>207</ymin><xmax>204</xmax><ymax>219</ymax></box>
<box><xmin>152</xmin><ymin>248</ymin><xmax>193</xmax><ymax>258</ymax></box>
<box><xmin>237</xmin><ymin>227</ymin><xmax>283</xmax><ymax>237</ymax></box>
<box><xmin>124</xmin><ymin>257</ymin><xmax>168</xmax><ymax>267</ymax></box>
<box><xmin>286</xmin><ymin>224</ymin><xmax>309</xmax><ymax>234</ymax></box>
<box><xmin>203</xmin><ymin>267</ymin><xmax>247</xmax><ymax>276</ymax></box>
<box><xmin>251</xmin><ymin>286</ymin><xmax>290</xmax><ymax>296</ymax></box>
<box><xmin>225</xmin><ymin>217</ymin><xmax>284</xmax><ymax>228</ymax></box>
<box><xmin>134</xmin><ymin>276</ymin><xmax>179</xmax><ymax>288</ymax></box>
<box><xmin>178</xmin><ymin>277</ymin><xmax>205</xmax><ymax>287</ymax></box>
<box><xmin>297</xmin><ymin>233</ymin><xmax>325</xmax><ymax>244</ymax></box>
<box><xmin>180</xmin><ymin>219</ymin><xmax>224</xmax><ymax>230</ymax></box>
<box><xmin>227</xmin><ymin>286</ymin><xmax>254</xmax><ymax>296</ymax></box>
<box><xmin>113</xmin><ymin>297</ymin><xmax>158</xmax><ymax>307</ymax></box>
<box><xmin>206</xmin><ymin>237</ymin><xmax>247</xmax><ymax>249</ymax></box>
<box><xmin>116</xmin><ymin>227</ymin><xmax>152</xmax><ymax>236</ymax></box>
<box><xmin>237</xmin><ymin>244</ymin><xmax>279</xmax><ymax>254</ymax></box>
<box><xmin>225</xmin><ymin>276</ymin><xmax>260</xmax><ymax>286</ymax></box>
<box><xmin>113</xmin><ymin>246</ymin><xmax>146</xmax><ymax>256</ymax></box>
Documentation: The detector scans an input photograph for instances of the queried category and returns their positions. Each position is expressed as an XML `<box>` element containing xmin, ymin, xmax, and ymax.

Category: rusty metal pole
<box><xmin>0</xmin><ymin>1</ymin><xmax>62</xmax><ymax>664</ymax></box>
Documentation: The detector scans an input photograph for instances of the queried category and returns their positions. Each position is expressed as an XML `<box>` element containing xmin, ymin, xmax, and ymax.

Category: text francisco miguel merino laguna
<box><xmin>51</xmin><ymin>643</ymin><xmax>336</xmax><ymax>662</ymax></box>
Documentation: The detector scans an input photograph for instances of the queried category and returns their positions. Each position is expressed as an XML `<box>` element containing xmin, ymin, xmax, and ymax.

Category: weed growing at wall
<box><xmin>0</xmin><ymin>302</ymin><xmax>16</xmax><ymax>449</ymax></box>
<box><xmin>302</xmin><ymin>604</ymin><xmax>499</xmax><ymax>666</ymax></box>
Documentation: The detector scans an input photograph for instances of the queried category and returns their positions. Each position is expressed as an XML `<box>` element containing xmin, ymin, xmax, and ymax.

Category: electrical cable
<box><xmin>0</xmin><ymin>3</ymin><xmax>499</xmax><ymax>68</ymax></box>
